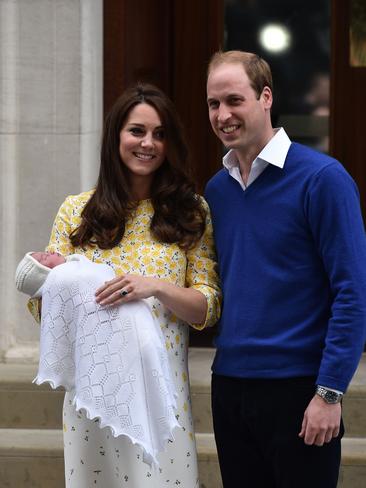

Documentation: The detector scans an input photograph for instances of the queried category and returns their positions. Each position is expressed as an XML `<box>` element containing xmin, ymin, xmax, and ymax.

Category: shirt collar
<box><xmin>223</xmin><ymin>127</ymin><xmax>291</xmax><ymax>171</ymax></box>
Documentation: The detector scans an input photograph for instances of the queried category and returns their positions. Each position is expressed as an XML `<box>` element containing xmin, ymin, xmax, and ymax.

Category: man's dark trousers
<box><xmin>212</xmin><ymin>373</ymin><xmax>343</xmax><ymax>488</ymax></box>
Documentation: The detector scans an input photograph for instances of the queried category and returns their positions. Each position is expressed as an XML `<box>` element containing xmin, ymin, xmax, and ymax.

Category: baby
<box><xmin>15</xmin><ymin>251</ymin><xmax>66</xmax><ymax>297</ymax></box>
<box><xmin>15</xmin><ymin>251</ymin><xmax>179</xmax><ymax>466</ymax></box>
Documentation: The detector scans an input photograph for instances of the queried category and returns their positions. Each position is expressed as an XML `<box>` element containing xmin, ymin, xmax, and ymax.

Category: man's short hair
<box><xmin>208</xmin><ymin>50</ymin><xmax>273</xmax><ymax>99</ymax></box>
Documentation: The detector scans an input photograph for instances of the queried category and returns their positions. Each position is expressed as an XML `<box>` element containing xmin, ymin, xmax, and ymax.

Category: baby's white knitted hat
<box><xmin>15</xmin><ymin>252</ymin><xmax>50</xmax><ymax>298</ymax></box>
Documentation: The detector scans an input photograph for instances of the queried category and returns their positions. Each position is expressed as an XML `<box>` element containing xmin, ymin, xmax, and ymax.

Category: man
<box><xmin>204</xmin><ymin>50</ymin><xmax>366</xmax><ymax>488</ymax></box>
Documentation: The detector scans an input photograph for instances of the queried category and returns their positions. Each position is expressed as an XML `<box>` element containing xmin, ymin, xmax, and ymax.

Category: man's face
<box><xmin>31</xmin><ymin>251</ymin><xmax>65</xmax><ymax>269</ymax></box>
<box><xmin>207</xmin><ymin>62</ymin><xmax>272</xmax><ymax>157</ymax></box>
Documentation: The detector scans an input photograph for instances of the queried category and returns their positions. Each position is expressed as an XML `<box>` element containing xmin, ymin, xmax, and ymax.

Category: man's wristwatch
<box><xmin>316</xmin><ymin>386</ymin><xmax>343</xmax><ymax>404</ymax></box>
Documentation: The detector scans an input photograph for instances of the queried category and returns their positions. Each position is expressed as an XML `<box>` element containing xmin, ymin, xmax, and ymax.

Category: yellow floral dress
<box><xmin>34</xmin><ymin>190</ymin><xmax>221</xmax><ymax>488</ymax></box>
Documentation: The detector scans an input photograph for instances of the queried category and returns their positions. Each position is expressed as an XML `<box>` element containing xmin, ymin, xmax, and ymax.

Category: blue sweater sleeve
<box><xmin>305</xmin><ymin>162</ymin><xmax>366</xmax><ymax>391</ymax></box>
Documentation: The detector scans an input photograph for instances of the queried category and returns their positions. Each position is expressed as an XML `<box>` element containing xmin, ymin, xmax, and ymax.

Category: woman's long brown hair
<box><xmin>70</xmin><ymin>83</ymin><xmax>206</xmax><ymax>250</ymax></box>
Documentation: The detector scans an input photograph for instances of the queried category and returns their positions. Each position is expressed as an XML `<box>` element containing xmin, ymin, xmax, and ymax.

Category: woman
<box><xmin>30</xmin><ymin>83</ymin><xmax>221</xmax><ymax>487</ymax></box>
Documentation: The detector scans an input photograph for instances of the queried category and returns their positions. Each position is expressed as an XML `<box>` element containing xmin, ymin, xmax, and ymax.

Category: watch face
<box><xmin>325</xmin><ymin>390</ymin><xmax>339</xmax><ymax>403</ymax></box>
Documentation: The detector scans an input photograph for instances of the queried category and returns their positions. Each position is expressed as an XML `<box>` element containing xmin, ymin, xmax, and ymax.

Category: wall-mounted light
<box><xmin>259</xmin><ymin>23</ymin><xmax>291</xmax><ymax>53</ymax></box>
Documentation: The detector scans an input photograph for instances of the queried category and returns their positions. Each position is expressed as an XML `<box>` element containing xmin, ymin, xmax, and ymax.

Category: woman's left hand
<box><xmin>95</xmin><ymin>272</ymin><xmax>207</xmax><ymax>325</ymax></box>
<box><xmin>95</xmin><ymin>274</ymin><xmax>160</xmax><ymax>306</ymax></box>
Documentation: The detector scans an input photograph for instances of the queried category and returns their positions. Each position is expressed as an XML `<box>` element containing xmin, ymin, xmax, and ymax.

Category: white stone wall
<box><xmin>0</xmin><ymin>0</ymin><xmax>103</xmax><ymax>362</ymax></box>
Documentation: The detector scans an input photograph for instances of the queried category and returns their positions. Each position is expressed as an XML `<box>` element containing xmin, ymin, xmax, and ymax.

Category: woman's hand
<box><xmin>95</xmin><ymin>273</ymin><xmax>207</xmax><ymax>325</ymax></box>
<box><xmin>95</xmin><ymin>274</ymin><xmax>160</xmax><ymax>307</ymax></box>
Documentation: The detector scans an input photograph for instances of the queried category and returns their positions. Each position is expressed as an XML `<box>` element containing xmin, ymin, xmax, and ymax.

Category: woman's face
<box><xmin>119</xmin><ymin>103</ymin><xmax>166</xmax><ymax>190</ymax></box>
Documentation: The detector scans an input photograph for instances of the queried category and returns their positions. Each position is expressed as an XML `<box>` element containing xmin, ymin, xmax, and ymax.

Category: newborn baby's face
<box><xmin>32</xmin><ymin>251</ymin><xmax>66</xmax><ymax>269</ymax></box>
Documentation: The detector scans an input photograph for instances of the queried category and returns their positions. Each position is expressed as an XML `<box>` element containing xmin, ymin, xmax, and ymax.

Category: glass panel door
<box><xmin>225</xmin><ymin>0</ymin><xmax>330</xmax><ymax>152</ymax></box>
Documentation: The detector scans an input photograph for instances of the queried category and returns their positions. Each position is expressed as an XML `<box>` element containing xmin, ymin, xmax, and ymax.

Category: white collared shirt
<box><xmin>223</xmin><ymin>127</ymin><xmax>291</xmax><ymax>190</ymax></box>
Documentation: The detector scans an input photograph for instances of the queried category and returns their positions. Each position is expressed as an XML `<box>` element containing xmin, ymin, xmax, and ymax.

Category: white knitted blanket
<box><xmin>34</xmin><ymin>255</ymin><xmax>179</xmax><ymax>466</ymax></box>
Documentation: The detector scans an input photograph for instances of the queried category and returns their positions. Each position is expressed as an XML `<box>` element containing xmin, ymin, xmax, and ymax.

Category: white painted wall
<box><xmin>0</xmin><ymin>0</ymin><xmax>103</xmax><ymax>362</ymax></box>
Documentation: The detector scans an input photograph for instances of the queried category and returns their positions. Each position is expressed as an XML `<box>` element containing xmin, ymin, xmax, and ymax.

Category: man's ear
<box><xmin>261</xmin><ymin>86</ymin><xmax>273</xmax><ymax>110</ymax></box>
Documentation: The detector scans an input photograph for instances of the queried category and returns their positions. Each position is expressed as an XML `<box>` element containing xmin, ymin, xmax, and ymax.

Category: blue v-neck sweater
<box><xmin>205</xmin><ymin>143</ymin><xmax>366</xmax><ymax>392</ymax></box>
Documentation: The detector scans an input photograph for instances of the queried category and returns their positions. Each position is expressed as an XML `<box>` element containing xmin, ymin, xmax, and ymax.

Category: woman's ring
<box><xmin>120</xmin><ymin>289</ymin><xmax>128</xmax><ymax>297</ymax></box>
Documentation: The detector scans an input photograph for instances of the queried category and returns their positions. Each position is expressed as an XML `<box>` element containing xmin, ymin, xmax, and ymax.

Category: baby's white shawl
<box><xmin>34</xmin><ymin>255</ymin><xmax>179</xmax><ymax>466</ymax></box>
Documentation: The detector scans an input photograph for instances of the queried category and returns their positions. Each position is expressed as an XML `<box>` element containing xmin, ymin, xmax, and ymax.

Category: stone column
<box><xmin>0</xmin><ymin>0</ymin><xmax>103</xmax><ymax>362</ymax></box>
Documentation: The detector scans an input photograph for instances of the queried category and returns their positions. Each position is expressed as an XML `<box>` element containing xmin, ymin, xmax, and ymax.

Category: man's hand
<box><xmin>299</xmin><ymin>394</ymin><xmax>341</xmax><ymax>446</ymax></box>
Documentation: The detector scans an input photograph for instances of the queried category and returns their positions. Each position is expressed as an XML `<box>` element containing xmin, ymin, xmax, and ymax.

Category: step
<box><xmin>0</xmin><ymin>429</ymin><xmax>365</xmax><ymax>488</ymax></box>
<box><xmin>0</xmin><ymin>350</ymin><xmax>217</xmax><ymax>431</ymax></box>
<box><xmin>0</xmin><ymin>362</ymin><xmax>64</xmax><ymax>429</ymax></box>
<box><xmin>0</xmin><ymin>351</ymin><xmax>365</xmax><ymax>436</ymax></box>
<box><xmin>189</xmin><ymin>348</ymin><xmax>214</xmax><ymax>433</ymax></box>
<box><xmin>342</xmin><ymin>357</ymin><xmax>366</xmax><ymax>437</ymax></box>
<box><xmin>0</xmin><ymin>429</ymin><xmax>222</xmax><ymax>488</ymax></box>
<box><xmin>0</xmin><ymin>429</ymin><xmax>64</xmax><ymax>488</ymax></box>
<box><xmin>338</xmin><ymin>437</ymin><xmax>366</xmax><ymax>488</ymax></box>
<box><xmin>196</xmin><ymin>433</ymin><xmax>222</xmax><ymax>488</ymax></box>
